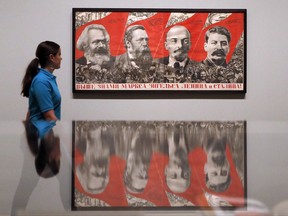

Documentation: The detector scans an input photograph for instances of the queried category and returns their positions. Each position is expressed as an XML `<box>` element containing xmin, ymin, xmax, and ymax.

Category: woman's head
<box><xmin>21</xmin><ymin>41</ymin><xmax>61</xmax><ymax>97</ymax></box>
<box><xmin>36</xmin><ymin>41</ymin><xmax>60</xmax><ymax>68</ymax></box>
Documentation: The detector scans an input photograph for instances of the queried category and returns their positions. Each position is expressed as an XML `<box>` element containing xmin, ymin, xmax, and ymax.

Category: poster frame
<box><xmin>72</xmin><ymin>8</ymin><xmax>247</xmax><ymax>93</ymax></box>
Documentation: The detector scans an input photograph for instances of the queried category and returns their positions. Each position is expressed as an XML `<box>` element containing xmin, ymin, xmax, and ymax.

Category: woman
<box><xmin>21</xmin><ymin>41</ymin><xmax>62</xmax><ymax>139</ymax></box>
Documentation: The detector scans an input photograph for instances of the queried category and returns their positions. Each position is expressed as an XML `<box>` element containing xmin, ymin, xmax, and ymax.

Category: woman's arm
<box><xmin>43</xmin><ymin>110</ymin><xmax>58</xmax><ymax>121</ymax></box>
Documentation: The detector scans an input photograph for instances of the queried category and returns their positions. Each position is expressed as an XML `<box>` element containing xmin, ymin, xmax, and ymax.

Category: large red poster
<box><xmin>73</xmin><ymin>9</ymin><xmax>246</xmax><ymax>92</ymax></box>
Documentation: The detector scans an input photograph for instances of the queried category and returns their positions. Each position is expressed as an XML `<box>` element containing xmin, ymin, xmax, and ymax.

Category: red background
<box><xmin>75</xmin><ymin>12</ymin><xmax>244</xmax><ymax>63</ymax></box>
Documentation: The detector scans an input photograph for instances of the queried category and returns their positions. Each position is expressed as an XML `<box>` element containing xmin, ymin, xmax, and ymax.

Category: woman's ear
<box><xmin>49</xmin><ymin>54</ymin><xmax>55</xmax><ymax>62</ymax></box>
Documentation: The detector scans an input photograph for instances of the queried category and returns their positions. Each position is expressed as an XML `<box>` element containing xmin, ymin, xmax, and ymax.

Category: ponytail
<box><xmin>21</xmin><ymin>58</ymin><xmax>39</xmax><ymax>97</ymax></box>
<box><xmin>21</xmin><ymin>41</ymin><xmax>60</xmax><ymax>98</ymax></box>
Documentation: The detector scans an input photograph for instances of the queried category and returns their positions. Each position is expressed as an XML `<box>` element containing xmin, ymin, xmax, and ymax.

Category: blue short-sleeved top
<box><xmin>29</xmin><ymin>68</ymin><xmax>61</xmax><ymax>138</ymax></box>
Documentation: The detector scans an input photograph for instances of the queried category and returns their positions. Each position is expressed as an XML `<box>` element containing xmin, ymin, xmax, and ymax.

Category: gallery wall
<box><xmin>1</xmin><ymin>0</ymin><xmax>287</xmax><ymax>122</ymax></box>
<box><xmin>1</xmin><ymin>0</ymin><xmax>288</xmax><ymax>214</ymax></box>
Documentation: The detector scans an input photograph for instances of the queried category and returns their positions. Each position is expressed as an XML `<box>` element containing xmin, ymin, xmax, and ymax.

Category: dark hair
<box><xmin>21</xmin><ymin>41</ymin><xmax>60</xmax><ymax>97</ymax></box>
<box><xmin>35</xmin><ymin>130</ymin><xmax>60</xmax><ymax>178</ymax></box>
<box><xmin>23</xmin><ymin>120</ymin><xmax>39</xmax><ymax>156</ymax></box>
<box><xmin>205</xmin><ymin>173</ymin><xmax>231</xmax><ymax>192</ymax></box>
<box><xmin>205</xmin><ymin>26</ymin><xmax>231</xmax><ymax>43</ymax></box>
<box><xmin>23</xmin><ymin>121</ymin><xmax>60</xmax><ymax>178</ymax></box>
<box><xmin>124</xmin><ymin>25</ymin><xmax>146</xmax><ymax>48</ymax></box>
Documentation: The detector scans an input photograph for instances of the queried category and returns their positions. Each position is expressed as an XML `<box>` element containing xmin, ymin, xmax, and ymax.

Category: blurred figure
<box><xmin>203</xmin><ymin>135</ymin><xmax>231</xmax><ymax>192</ymax></box>
<box><xmin>197</xmin><ymin>70</ymin><xmax>209</xmax><ymax>83</ymax></box>
<box><xmin>76</xmin><ymin>127</ymin><xmax>113</xmax><ymax>194</ymax></box>
<box><xmin>24</xmin><ymin>121</ymin><xmax>61</xmax><ymax>178</ymax></box>
<box><xmin>11</xmin><ymin>122</ymin><xmax>63</xmax><ymax>216</ymax></box>
<box><xmin>124</xmin><ymin>129</ymin><xmax>153</xmax><ymax>193</ymax></box>
<box><xmin>205</xmin><ymin>13</ymin><xmax>232</xmax><ymax>27</ymax></box>
<box><xmin>165</xmin><ymin>125</ymin><xmax>191</xmax><ymax>193</ymax></box>
<box><xmin>35</xmin><ymin>131</ymin><xmax>60</xmax><ymax>178</ymax></box>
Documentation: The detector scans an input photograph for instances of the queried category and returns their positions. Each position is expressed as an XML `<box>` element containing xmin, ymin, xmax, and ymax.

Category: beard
<box><xmin>174</xmin><ymin>49</ymin><xmax>189</xmax><ymax>62</ymax></box>
<box><xmin>174</xmin><ymin>147</ymin><xmax>189</xmax><ymax>167</ymax></box>
<box><xmin>211</xmin><ymin>153</ymin><xmax>226</xmax><ymax>166</ymax></box>
<box><xmin>85</xmin><ymin>47</ymin><xmax>111</xmax><ymax>66</ymax></box>
<box><xmin>134</xmin><ymin>49</ymin><xmax>153</xmax><ymax>70</ymax></box>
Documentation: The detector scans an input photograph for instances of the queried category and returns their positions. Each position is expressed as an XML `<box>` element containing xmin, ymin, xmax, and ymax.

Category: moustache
<box><xmin>91</xmin><ymin>167</ymin><xmax>108</xmax><ymax>177</ymax></box>
<box><xmin>212</xmin><ymin>154</ymin><xmax>226</xmax><ymax>166</ymax></box>
<box><xmin>136</xmin><ymin>49</ymin><xmax>151</xmax><ymax>57</ymax></box>
<box><xmin>174</xmin><ymin>48</ymin><xmax>187</xmax><ymax>53</ymax></box>
<box><xmin>142</xmin><ymin>46</ymin><xmax>150</xmax><ymax>52</ymax></box>
<box><xmin>93</xmin><ymin>47</ymin><xmax>109</xmax><ymax>55</ymax></box>
<box><xmin>211</xmin><ymin>50</ymin><xmax>225</xmax><ymax>56</ymax></box>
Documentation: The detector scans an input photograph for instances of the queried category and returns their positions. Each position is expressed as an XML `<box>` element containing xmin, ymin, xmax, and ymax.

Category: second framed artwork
<box><xmin>73</xmin><ymin>8</ymin><xmax>246</xmax><ymax>93</ymax></box>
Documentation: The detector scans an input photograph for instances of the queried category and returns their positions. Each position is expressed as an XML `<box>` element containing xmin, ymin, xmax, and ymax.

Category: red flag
<box><xmin>127</xmin><ymin>12</ymin><xmax>171</xmax><ymax>58</ymax></box>
<box><xmin>153</xmin><ymin>13</ymin><xmax>209</xmax><ymax>59</ymax></box>
<box><xmin>192</xmin><ymin>13</ymin><xmax>245</xmax><ymax>62</ymax></box>
<box><xmin>75</xmin><ymin>12</ymin><xmax>129</xmax><ymax>59</ymax></box>
<box><xmin>189</xmin><ymin>146</ymin><xmax>245</xmax><ymax>207</ymax></box>
<box><xmin>74</xmin><ymin>149</ymin><xmax>128</xmax><ymax>207</ymax></box>
<box><xmin>122</xmin><ymin>153</ymin><xmax>171</xmax><ymax>206</ymax></box>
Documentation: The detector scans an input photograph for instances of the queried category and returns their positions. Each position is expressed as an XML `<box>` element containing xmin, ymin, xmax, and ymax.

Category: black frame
<box><xmin>72</xmin><ymin>8</ymin><xmax>247</xmax><ymax>94</ymax></box>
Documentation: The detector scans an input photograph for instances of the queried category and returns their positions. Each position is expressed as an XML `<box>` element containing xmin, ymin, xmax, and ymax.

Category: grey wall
<box><xmin>1</xmin><ymin>0</ymin><xmax>287</xmax><ymax>122</ymax></box>
<box><xmin>1</xmin><ymin>0</ymin><xmax>288</xmax><ymax>215</ymax></box>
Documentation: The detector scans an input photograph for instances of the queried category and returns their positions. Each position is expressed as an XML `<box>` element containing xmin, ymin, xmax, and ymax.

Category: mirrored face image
<box><xmin>204</xmin><ymin>149</ymin><xmax>230</xmax><ymax>191</ymax></box>
<box><xmin>126</xmin><ymin>158</ymin><xmax>149</xmax><ymax>193</ymax></box>
<box><xmin>165</xmin><ymin>26</ymin><xmax>191</xmax><ymax>62</ymax></box>
<box><xmin>205</xmin><ymin>160</ymin><xmax>229</xmax><ymax>185</ymax></box>
<box><xmin>124</xmin><ymin>130</ymin><xmax>153</xmax><ymax>194</ymax></box>
<box><xmin>124</xmin><ymin>140</ymin><xmax>152</xmax><ymax>194</ymax></box>
<box><xmin>76</xmin><ymin>128</ymin><xmax>111</xmax><ymax>194</ymax></box>
<box><xmin>85</xmin><ymin>153</ymin><xmax>110</xmax><ymax>194</ymax></box>
<box><xmin>165</xmin><ymin>161</ymin><xmax>191</xmax><ymax>193</ymax></box>
<box><xmin>204</xmin><ymin>33</ymin><xmax>230</xmax><ymax>63</ymax></box>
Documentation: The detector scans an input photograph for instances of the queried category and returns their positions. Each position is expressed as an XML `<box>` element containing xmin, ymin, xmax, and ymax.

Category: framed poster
<box><xmin>72</xmin><ymin>8</ymin><xmax>247</xmax><ymax>93</ymax></box>
<box><xmin>72</xmin><ymin>120</ymin><xmax>247</xmax><ymax>210</ymax></box>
